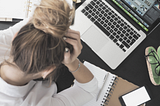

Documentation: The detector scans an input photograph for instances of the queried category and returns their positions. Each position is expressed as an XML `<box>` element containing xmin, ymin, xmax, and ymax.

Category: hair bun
<box><xmin>32</xmin><ymin>0</ymin><xmax>75</xmax><ymax>38</ymax></box>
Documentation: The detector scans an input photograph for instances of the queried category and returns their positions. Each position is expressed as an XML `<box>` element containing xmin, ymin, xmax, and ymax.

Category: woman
<box><xmin>0</xmin><ymin>0</ymin><xmax>98</xmax><ymax>106</ymax></box>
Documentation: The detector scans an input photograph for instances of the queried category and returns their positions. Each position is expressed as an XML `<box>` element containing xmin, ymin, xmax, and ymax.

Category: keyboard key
<box><xmin>130</xmin><ymin>31</ymin><xmax>134</xmax><ymax>35</ymax></box>
<box><xmin>109</xmin><ymin>35</ymin><xmax>114</xmax><ymax>40</ymax></box>
<box><xmin>126</xmin><ymin>33</ymin><xmax>129</xmax><ymax>36</ymax></box>
<box><xmin>92</xmin><ymin>12</ymin><xmax>95</xmax><ymax>16</ymax></box>
<box><xmin>122</xmin><ymin>30</ymin><xmax>126</xmax><ymax>34</ymax></box>
<box><xmin>104</xmin><ymin>13</ymin><xmax>107</xmax><ymax>16</ymax></box>
<box><xmin>120</xmin><ymin>34</ymin><xmax>124</xmax><ymax>37</ymax></box>
<box><xmin>119</xmin><ymin>44</ymin><xmax>124</xmax><ymax>49</ymax></box>
<box><xmin>111</xmin><ymin>25</ymin><xmax>115</xmax><ymax>29</ymax></box>
<box><xmin>122</xmin><ymin>41</ymin><xmax>130</xmax><ymax>48</ymax></box>
<box><xmin>90</xmin><ymin>1</ymin><xmax>96</xmax><ymax>6</ymax></box>
<box><xmin>110</xmin><ymin>19</ymin><xmax>113</xmax><ymax>22</ymax></box>
<box><xmin>122</xmin><ymin>48</ymin><xmax>126</xmax><ymax>52</ymax></box>
<box><xmin>114</xmin><ymin>17</ymin><xmax>118</xmax><ymax>21</ymax></box>
<box><xmin>82</xmin><ymin>9</ymin><xmax>85</xmax><ymax>13</ymax></box>
<box><xmin>123</xmin><ymin>36</ymin><xmax>127</xmax><ymax>40</ymax></box>
<box><xmin>102</xmin><ymin>6</ymin><xmax>106</xmax><ymax>10</ymax></box>
<box><xmin>88</xmin><ymin>4</ymin><xmax>93</xmax><ymax>9</ymax></box>
<box><xmin>116</xmin><ymin>24</ymin><xmax>120</xmax><ymax>28</ymax></box>
<box><xmin>101</xmin><ymin>10</ymin><xmax>105</xmax><ymax>14</ymax></box>
<box><xmin>114</xmin><ymin>28</ymin><xmax>118</xmax><ymax>32</ymax></box>
<box><xmin>89</xmin><ymin>9</ymin><xmax>92</xmax><ymax>13</ymax></box>
<box><xmin>90</xmin><ymin>17</ymin><xmax>95</xmax><ymax>22</ymax></box>
<box><xmin>102</xmin><ymin>16</ymin><xmax>105</xmax><ymax>20</ymax></box>
<box><xmin>108</xmin><ymin>22</ymin><xmax>111</xmax><ymax>26</ymax></box>
<box><xmin>85</xmin><ymin>6</ymin><xmax>89</xmax><ymax>10</ymax></box>
<box><xmin>110</xmin><ymin>29</ymin><xmax>113</xmax><ymax>33</ymax></box>
<box><xmin>120</xmin><ymin>23</ymin><xmax>124</xmax><ymax>26</ymax></box>
<box><xmin>93</xmin><ymin>8</ymin><xmax>96</xmax><ymax>12</ymax></box>
<box><xmin>107</xmin><ymin>16</ymin><xmax>110</xmax><ymax>20</ymax></box>
<box><xmin>103</xmin><ymin>24</ymin><xmax>107</xmax><ymax>27</ymax></box>
<box><xmin>126</xmin><ymin>39</ymin><xmax>130</xmax><ymax>44</ymax></box>
<box><xmin>99</xmin><ymin>4</ymin><xmax>103</xmax><ymax>7</ymax></box>
<box><xmin>96</xmin><ymin>11</ymin><xmax>100</xmax><ymax>15</ymax></box>
<box><xmin>128</xmin><ymin>36</ymin><xmax>133</xmax><ymax>39</ymax></box>
<box><xmin>84</xmin><ymin>12</ymin><xmax>89</xmax><ymax>16</ymax></box>
<box><xmin>105</xmin><ymin>9</ymin><xmax>109</xmax><ymax>13</ymax></box>
<box><xmin>108</xmin><ymin>12</ymin><xmax>112</xmax><ymax>15</ymax></box>
<box><xmin>106</xmin><ymin>26</ymin><xmax>110</xmax><ymax>30</ymax></box>
<box><xmin>94</xmin><ymin>15</ymin><xmax>98</xmax><ymax>19</ymax></box>
<box><xmin>99</xmin><ymin>14</ymin><xmax>103</xmax><ymax>17</ymax></box>
<box><xmin>117</xmin><ymin>31</ymin><xmax>121</xmax><ymax>34</ymax></box>
<box><xmin>113</xmin><ymin>32</ymin><xmax>116</xmax><ymax>35</ymax></box>
<box><xmin>95</xmin><ymin>21</ymin><xmax>110</xmax><ymax>36</ymax></box>
<box><xmin>105</xmin><ymin>19</ymin><xmax>108</xmax><ymax>23</ymax></box>
<box><xmin>98</xmin><ymin>8</ymin><xmax>102</xmax><ymax>11</ymax></box>
<box><xmin>119</xmin><ymin>27</ymin><xmax>123</xmax><ymax>31</ymax></box>
<box><xmin>119</xmin><ymin>38</ymin><xmax>123</xmax><ymax>42</ymax></box>
<box><xmin>113</xmin><ymin>39</ymin><xmax>118</xmax><ymax>43</ymax></box>
<box><xmin>96</xmin><ymin>1</ymin><xmax>100</xmax><ymax>4</ymax></box>
<box><xmin>100</xmin><ymin>21</ymin><xmax>104</xmax><ymax>25</ymax></box>
<box><xmin>130</xmin><ymin>39</ymin><xmax>136</xmax><ymax>45</ymax></box>
<box><xmin>95</xmin><ymin>5</ymin><xmax>98</xmax><ymax>8</ymax></box>
<box><xmin>133</xmin><ymin>34</ymin><xmax>138</xmax><ymax>40</ymax></box>
<box><xmin>124</xmin><ymin>26</ymin><xmax>127</xmax><ymax>29</ymax></box>
<box><xmin>97</xmin><ymin>18</ymin><xmax>101</xmax><ymax>22</ymax></box>
<box><xmin>87</xmin><ymin>15</ymin><xmax>92</xmax><ymax>19</ymax></box>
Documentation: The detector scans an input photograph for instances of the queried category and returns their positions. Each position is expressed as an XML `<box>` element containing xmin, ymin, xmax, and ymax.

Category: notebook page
<box><xmin>83</xmin><ymin>61</ymin><xmax>116</xmax><ymax>106</ymax></box>
<box><xmin>0</xmin><ymin>0</ymin><xmax>27</xmax><ymax>19</ymax></box>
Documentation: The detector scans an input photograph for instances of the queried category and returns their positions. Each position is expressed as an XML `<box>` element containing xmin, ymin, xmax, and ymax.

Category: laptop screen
<box><xmin>112</xmin><ymin>0</ymin><xmax>160</xmax><ymax>34</ymax></box>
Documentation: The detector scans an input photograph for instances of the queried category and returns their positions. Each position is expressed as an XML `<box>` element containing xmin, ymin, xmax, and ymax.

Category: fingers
<box><xmin>63</xmin><ymin>49</ymin><xmax>71</xmax><ymax>64</ymax></box>
<box><xmin>64</xmin><ymin>37</ymin><xmax>82</xmax><ymax>52</ymax></box>
<box><xmin>64</xmin><ymin>29</ymin><xmax>82</xmax><ymax>50</ymax></box>
<box><xmin>62</xmin><ymin>29</ymin><xmax>83</xmax><ymax>65</ymax></box>
<box><xmin>65</xmin><ymin>29</ymin><xmax>80</xmax><ymax>40</ymax></box>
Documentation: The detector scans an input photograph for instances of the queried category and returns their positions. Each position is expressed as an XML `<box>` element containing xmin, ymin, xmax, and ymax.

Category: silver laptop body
<box><xmin>70</xmin><ymin>0</ymin><xmax>146</xmax><ymax>69</ymax></box>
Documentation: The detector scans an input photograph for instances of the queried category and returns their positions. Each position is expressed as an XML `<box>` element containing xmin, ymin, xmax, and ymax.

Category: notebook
<box><xmin>70</xmin><ymin>0</ymin><xmax>160</xmax><ymax>69</ymax></box>
<box><xmin>83</xmin><ymin>61</ymin><xmax>146</xmax><ymax>106</ymax></box>
<box><xmin>0</xmin><ymin>0</ymin><xmax>40</xmax><ymax>20</ymax></box>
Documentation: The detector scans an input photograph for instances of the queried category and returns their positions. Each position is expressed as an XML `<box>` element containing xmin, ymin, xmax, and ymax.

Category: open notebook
<box><xmin>0</xmin><ymin>0</ymin><xmax>40</xmax><ymax>19</ymax></box>
<box><xmin>83</xmin><ymin>61</ymin><xmax>144</xmax><ymax>106</ymax></box>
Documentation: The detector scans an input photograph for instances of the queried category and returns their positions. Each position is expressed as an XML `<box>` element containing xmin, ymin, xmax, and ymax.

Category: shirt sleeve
<box><xmin>0</xmin><ymin>18</ymin><xmax>29</xmax><ymax>46</ymax></box>
<box><xmin>51</xmin><ymin>77</ymin><xmax>98</xmax><ymax>106</ymax></box>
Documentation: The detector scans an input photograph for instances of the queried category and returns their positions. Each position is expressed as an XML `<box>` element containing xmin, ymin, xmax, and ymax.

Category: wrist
<box><xmin>65</xmin><ymin>59</ymin><xmax>80</xmax><ymax>72</ymax></box>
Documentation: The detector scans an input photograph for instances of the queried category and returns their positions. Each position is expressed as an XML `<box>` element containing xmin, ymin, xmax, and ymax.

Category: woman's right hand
<box><xmin>63</xmin><ymin>29</ymin><xmax>83</xmax><ymax>71</ymax></box>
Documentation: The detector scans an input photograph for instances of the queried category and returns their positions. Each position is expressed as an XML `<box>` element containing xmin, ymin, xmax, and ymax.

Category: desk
<box><xmin>0</xmin><ymin>2</ymin><xmax>160</xmax><ymax>106</ymax></box>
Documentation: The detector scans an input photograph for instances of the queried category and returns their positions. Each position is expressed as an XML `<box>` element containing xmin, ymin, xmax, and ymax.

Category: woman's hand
<box><xmin>63</xmin><ymin>29</ymin><xmax>82</xmax><ymax>70</ymax></box>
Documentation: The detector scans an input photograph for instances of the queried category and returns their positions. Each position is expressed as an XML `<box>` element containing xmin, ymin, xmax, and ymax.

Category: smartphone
<box><xmin>119</xmin><ymin>86</ymin><xmax>150</xmax><ymax>106</ymax></box>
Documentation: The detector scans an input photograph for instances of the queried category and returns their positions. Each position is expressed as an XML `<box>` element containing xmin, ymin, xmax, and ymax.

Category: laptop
<box><xmin>70</xmin><ymin>0</ymin><xmax>160</xmax><ymax>69</ymax></box>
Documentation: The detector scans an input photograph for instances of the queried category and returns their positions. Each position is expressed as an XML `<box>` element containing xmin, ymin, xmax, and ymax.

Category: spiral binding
<box><xmin>100</xmin><ymin>76</ymin><xmax>119</xmax><ymax>106</ymax></box>
<box><xmin>24</xmin><ymin>1</ymin><xmax>32</xmax><ymax>17</ymax></box>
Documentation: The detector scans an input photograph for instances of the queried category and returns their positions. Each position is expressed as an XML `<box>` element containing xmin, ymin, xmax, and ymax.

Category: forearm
<box><xmin>66</xmin><ymin>59</ymin><xmax>94</xmax><ymax>83</ymax></box>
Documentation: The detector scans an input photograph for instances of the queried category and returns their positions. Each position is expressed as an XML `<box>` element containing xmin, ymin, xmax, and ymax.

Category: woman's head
<box><xmin>6</xmin><ymin>0</ymin><xmax>75</xmax><ymax>82</ymax></box>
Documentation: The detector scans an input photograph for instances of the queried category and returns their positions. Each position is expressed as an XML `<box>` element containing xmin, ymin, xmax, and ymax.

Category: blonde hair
<box><xmin>1</xmin><ymin>0</ymin><xmax>75</xmax><ymax>85</ymax></box>
<box><xmin>32</xmin><ymin>0</ymin><xmax>75</xmax><ymax>37</ymax></box>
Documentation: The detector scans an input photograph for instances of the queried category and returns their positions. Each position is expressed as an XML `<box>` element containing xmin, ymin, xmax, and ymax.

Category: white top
<box><xmin>0</xmin><ymin>1</ymin><xmax>98</xmax><ymax>105</ymax></box>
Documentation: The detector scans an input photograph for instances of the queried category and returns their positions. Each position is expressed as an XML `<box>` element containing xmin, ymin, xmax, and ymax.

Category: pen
<box><xmin>96</xmin><ymin>73</ymin><xmax>109</xmax><ymax>101</ymax></box>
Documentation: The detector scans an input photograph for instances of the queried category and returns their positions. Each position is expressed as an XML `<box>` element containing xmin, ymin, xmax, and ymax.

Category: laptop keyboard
<box><xmin>81</xmin><ymin>0</ymin><xmax>141</xmax><ymax>52</ymax></box>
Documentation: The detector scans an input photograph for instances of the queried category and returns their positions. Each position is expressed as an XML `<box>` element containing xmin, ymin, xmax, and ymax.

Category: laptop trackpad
<box><xmin>82</xmin><ymin>26</ymin><xmax>109</xmax><ymax>52</ymax></box>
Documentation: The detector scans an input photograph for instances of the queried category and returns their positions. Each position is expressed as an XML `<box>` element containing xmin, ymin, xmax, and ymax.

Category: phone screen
<box><xmin>119</xmin><ymin>86</ymin><xmax>150</xmax><ymax>106</ymax></box>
